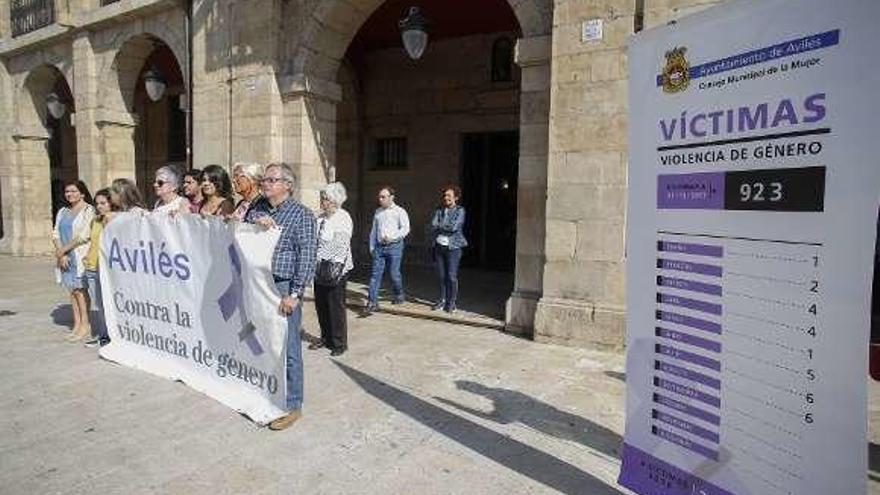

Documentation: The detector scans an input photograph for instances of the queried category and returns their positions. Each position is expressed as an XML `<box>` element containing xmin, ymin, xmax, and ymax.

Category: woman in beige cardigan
<box><xmin>52</xmin><ymin>180</ymin><xmax>95</xmax><ymax>342</ymax></box>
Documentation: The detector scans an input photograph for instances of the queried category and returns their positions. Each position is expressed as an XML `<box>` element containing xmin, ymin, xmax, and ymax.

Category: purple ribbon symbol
<box><xmin>218</xmin><ymin>245</ymin><xmax>264</xmax><ymax>355</ymax></box>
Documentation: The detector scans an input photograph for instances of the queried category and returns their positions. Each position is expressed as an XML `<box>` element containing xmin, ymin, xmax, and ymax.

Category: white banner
<box><xmin>98</xmin><ymin>212</ymin><xmax>288</xmax><ymax>424</ymax></box>
<box><xmin>622</xmin><ymin>0</ymin><xmax>880</xmax><ymax>494</ymax></box>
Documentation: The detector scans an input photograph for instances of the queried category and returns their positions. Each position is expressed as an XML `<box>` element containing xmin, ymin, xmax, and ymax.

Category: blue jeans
<box><xmin>274</xmin><ymin>280</ymin><xmax>304</xmax><ymax>411</ymax></box>
<box><xmin>83</xmin><ymin>270</ymin><xmax>108</xmax><ymax>342</ymax></box>
<box><xmin>434</xmin><ymin>246</ymin><xmax>462</xmax><ymax>308</ymax></box>
<box><xmin>368</xmin><ymin>241</ymin><xmax>405</xmax><ymax>303</ymax></box>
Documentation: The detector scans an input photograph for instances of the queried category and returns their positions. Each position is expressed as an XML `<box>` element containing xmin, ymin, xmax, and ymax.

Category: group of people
<box><xmin>51</xmin><ymin>161</ymin><xmax>468</xmax><ymax>431</ymax></box>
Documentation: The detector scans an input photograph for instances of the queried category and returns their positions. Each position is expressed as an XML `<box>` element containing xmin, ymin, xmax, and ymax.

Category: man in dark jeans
<box><xmin>246</xmin><ymin>162</ymin><xmax>317</xmax><ymax>430</ymax></box>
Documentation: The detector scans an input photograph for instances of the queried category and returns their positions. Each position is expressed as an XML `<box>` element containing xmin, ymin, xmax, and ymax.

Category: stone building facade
<box><xmin>0</xmin><ymin>0</ymin><xmax>721</xmax><ymax>348</ymax></box>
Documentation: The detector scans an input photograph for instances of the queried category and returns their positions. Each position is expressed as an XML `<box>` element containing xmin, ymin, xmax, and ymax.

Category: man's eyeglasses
<box><xmin>261</xmin><ymin>177</ymin><xmax>286</xmax><ymax>184</ymax></box>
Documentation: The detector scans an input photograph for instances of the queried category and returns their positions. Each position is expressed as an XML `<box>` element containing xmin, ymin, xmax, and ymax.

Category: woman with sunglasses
<box><xmin>153</xmin><ymin>165</ymin><xmax>191</xmax><ymax>215</ymax></box>
<box><xmin>199</xmin><ymin>164</ymin><xmax>235</xmax><ymax>217</ymax></box>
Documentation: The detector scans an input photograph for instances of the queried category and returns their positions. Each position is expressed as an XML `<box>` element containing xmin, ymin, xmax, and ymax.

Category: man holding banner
<box><xmin>246</xmin><ymin>162</ymin><xmax>317</xmax><ymax>431</ymax></box>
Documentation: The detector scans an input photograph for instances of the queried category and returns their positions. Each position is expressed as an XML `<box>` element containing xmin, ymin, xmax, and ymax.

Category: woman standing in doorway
<box><xmin>52</xmin><ymin>180</ymin><xmax>96</xmax><ymax>341</ymax></box>
<box><xmin>429</xmin><ymin>186</ymin><xmax>467</xmax><ymax>313</ymax></box>
<box><xmin>199</xmin><ymin>164</ymin><xmax>235</xmax><ymax>217</ymax></box>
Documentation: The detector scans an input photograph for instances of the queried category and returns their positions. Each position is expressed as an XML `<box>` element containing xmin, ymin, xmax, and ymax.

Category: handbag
<box><xmin>314</xmin><ymin>217</ymin><xmax>348</xmax><ymax>286</ymax></box>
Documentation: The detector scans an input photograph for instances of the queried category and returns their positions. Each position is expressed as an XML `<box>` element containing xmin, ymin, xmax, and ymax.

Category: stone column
<box><xmin>97</xmin><ymin>119</ymin><xmax>138</xmax><ymax>182</ymax></box>
<box><xmin>505</xmin><ymin>35</ymin><xmax>551</xmax><ymax>336</ymax></box>
<box><xmin>0</xmin><ymin>58</ymin><xmax>13</xmax><ymax>251</ymax></box>
<box><xmin>72</xmin><ymin>32</ymin><xmax>105</xmax><ymax>190</ymax></box>
<box><xmin>6</xmin><ymin>130</ymin><xmax>53</xmax><ymax>255</ymax></box>
<box><xmin>279</xmin><ymin>74</ymin><xmax>340</xmax><ymax>210</ymax></box>
<box><xmin>532</xmin><ymin>0</ymin><xmax>632</xmax><ymax>350</ymax></box>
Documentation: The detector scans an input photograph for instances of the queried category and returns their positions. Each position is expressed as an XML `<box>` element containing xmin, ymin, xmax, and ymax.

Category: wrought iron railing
<box><xmin>100</xmin><ymin>0</ymin><xmax>121</xmax><ymax>5</ymax></box>
<box><xmin>10</xmin><ymin>0</ymin><xmax>54</xmax><ymax>37</ymax></box>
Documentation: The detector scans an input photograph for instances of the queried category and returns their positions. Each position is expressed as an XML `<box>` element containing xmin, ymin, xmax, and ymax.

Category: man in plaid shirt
<box><xmin>245</xmin><ymin>162</ymin><xmax>316</xmax><ymax>430</ymax></box>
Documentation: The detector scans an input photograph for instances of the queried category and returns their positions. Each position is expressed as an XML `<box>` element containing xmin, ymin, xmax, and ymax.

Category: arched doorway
<box><xmin>338</xmin><ymin>0</ymin><xmax>522</xmax><ymax>277</ymax></box>
<box><xmin>47</xmin><ymin>76</ymin><xmax>78</xmax><ymax>221</ymax></box>
<box><xmin>104</xmin><ymin>34</ymin><xmax>187</xmax><ymax>204</ymax></box>
<box><xmin>21</xmin><ymin>65</ymin><xmax>78</xmax><ymax>226</ymax></box>
<box><xmin>2</xmin><ymin>64</ymin><xmax>78</xmax><ymax>255</ymax></box>
<box><xmin>284</xmin><ymin>0</ymin><xmax>551</xmax><ymax>324</ymax></box>
<box><xmin>286</xmin><ymin>0</ymin><xmax>551</xmax><ymax>330</ymax></box>
<box><xmin>132</xmin><ymin>42</ymin><xmax>186</xmax><ymax>205</ymax></box>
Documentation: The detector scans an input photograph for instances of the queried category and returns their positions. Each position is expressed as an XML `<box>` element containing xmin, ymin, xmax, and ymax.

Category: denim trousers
<box><xmin>274</xmin><ymin>280</ymin><xmax>304</xmax><ymax>411</ymax></box>
<box><xmin>433</xmin><ymin>246</ymin><xmax>462</xmax><ymax>308</ymax></box>
<box><xmin>83</xmin><ymin>270</ymin><xmax>108</xmax><ymax>342</ymax></box>
<box><xmin>368</xmin><ymin>241</ymin><xmax>404</xmax><ymax>303</ymax></box>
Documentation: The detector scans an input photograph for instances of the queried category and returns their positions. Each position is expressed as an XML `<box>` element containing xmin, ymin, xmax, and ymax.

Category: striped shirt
<box><xmin>245</xmin><ymin>196</ymin><xmax>317</xmax><ymax>297</ymax></box>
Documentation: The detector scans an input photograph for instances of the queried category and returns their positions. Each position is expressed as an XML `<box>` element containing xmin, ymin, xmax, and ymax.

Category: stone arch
<box><xmin>3</xmin><ymin>64</ymin><xmax>77</xmax><ymax>254</ymax></box>
<box><xmin>290</xmin><ymin>0</ymin><xmax>552</xmax><ymax>81</ymax></box>
<box><xmin>99</xmin><ymin>31</ymin><xmax>187</xmax><ymax>123</ymax></box>
<box><xmin>280</xmin><ymin>0</ymin><xmax>553</xmax><ymax>335</ymax></box>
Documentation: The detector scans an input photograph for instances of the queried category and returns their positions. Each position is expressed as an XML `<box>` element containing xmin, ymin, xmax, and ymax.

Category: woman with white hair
<box><xmin>231</xmin><ymin>161</ymin><xmax>263</xmax><ymax>221</ymax></box>
<box><xmin>311</xmin><ymin>181</ymin><xmax>353</xmax><ymax>356</ymax></box>
<box><xmin>152</xmin><ymin>164</ymin><xmax>191</xmax><ymax>215</ymax></box>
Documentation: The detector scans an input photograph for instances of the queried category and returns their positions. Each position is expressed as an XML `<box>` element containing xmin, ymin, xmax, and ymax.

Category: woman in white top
<box><xmin>311</xmin><ymin>182</ymin><xmax>353</xmax><ymax>356</ymax></box>
<box><xmin>152</xmin><ymin>165</ymin><xmax>191</xmax><ymax>215</ymax></box>
<box><xmin>52</xmin><ymin>180</ymin><xmax>96</xmax><ymax>342</ymax></box>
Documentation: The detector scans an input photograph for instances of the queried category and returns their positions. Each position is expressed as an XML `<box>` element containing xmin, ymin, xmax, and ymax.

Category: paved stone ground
<box><xmin>0</xmin><ymin>255</ymin><xmax>878</xmax><ymax>494</ymax></box>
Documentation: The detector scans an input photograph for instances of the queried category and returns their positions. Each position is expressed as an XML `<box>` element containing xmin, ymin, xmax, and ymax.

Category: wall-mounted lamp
<box><xmin>399</xmin><ymin>7</ymin><xmax>429</xmax><ymax>60</ymax></box>
<box><xmin>46</xmin><ymin>92</ymin><xmax>66</xmax><ymax>120</ymax></box>
<box><xmin>143</xmin><ymin>66</ymin><xmax>166</xmax><ymax>102</ymax></box>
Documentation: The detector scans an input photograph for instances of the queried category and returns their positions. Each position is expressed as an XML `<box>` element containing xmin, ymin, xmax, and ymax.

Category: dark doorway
<box><xmin>461</xmin><ymin>131</ymin><xmax>518</xmax><ymax>271</ymax></box>
<box><xmin>133</xmin><ymin>43</ymin><xmax>186</xmax><ymax>205</ymax></box>
<box><xmin>48</xmin><ymin>114</ymin><xmax>78</xmax><ymax>222</ymax></box>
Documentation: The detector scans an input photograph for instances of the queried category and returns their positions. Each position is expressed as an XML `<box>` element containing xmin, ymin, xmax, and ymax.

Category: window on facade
<box><xmin>374</xmin><ymin>137</ymin><xmax>408</xmax><ymax>169</ymax></box>
<box><xmin>491</xmin><ymin>37</ymin><xmax>514</xmax><ymax>83</ymax></box>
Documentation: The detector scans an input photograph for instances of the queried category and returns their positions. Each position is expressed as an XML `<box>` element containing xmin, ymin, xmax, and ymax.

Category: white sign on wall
<box><xmin>621</xmin><ymin>0</ymin><xmax>880</xmax><ymax>493</ymax></box>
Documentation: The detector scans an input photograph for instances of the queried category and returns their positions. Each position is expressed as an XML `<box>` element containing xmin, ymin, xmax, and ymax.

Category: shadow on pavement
<box><xmin>435</xmin><ymin>380</ymin><xmax>622</xmax><ymax>460</ymax></box>
<box><xmin>50</xmin><ymin>304</ymin><xmax>73</xmax><ymax>329</ymax></box>
<box><xmin>333</xmin><ymin>361</ymin><xmax>624</xmax><ymax>495</ymax></box>
<box><xmin>603</xmin><ymin>371</ymin><xmax>626</xmax><ymax>383</ymax></box>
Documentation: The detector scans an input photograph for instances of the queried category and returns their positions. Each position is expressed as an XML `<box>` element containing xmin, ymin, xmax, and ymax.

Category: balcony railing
<box><xmin>100</xmin><ymin>0</ymin><xmax>121</xmax><ymax>5</ymax></box>
<box><xmin>10</xmin><ymin>0</ymin><xmax>55</xmax><ymax>37</ymax></box>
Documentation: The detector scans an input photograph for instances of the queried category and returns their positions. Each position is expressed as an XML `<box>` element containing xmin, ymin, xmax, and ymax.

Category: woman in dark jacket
<box><xmin>429</xmin><ymin>186</ymin><xmax>467</xmax><ymax>313</ymax></box>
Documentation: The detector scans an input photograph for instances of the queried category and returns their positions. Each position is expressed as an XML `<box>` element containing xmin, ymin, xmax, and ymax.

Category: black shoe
<box><xmin>83</xmin><ymin>338</ymin><xmax>100</xmax><ymax>348</ymax></box>
<box><xmin>445</xmin><ymin>305</ymin><xmax>457</xmax><ymax>314</ymax></box>
<box><xmin>391</xmin><ymin>298</ymin><xmax>405</xmax><ymax>305</ymax></box>
<box><xmin>308</xmin><ymin>342</ymin><xmax>325</xmax><ymax>350</ymax></box>
<box><xmin>364</xmin><ymin>302</ymin><xmax>379</xmax><ymax>314</ymax></box>
<box><xmin>431</xmin><ymin>301</ymin><xmax>445</xmax><ymax>311</ymax></box>
<box><xmin>330</xmin><ymin>348</ymin><xmax>346</xmax><ymax>357</ymax></box>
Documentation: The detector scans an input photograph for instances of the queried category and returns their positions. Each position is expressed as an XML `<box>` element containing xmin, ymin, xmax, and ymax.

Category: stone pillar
<box><xmin>0</xmin><ymin>59</ymin><xmax>16</xmax><ymax>252</ymax></box>
<box><xmin>72</xmin><ymin>32</ymin><xmax>105</xmax><ymax>190</ymax></box>
<box><xmin>279</xmin><ymin>74</ymin><xmax>340</xmax><ymax>210</ymax></box>
<box><xmin>533</xmin><ymin>0</ymin><xmax>632</xmax><ymax>350</ymax></box>
<box><xmin>505</xmin><ymin>35</ymin><xmax>551</xmax><ymax>336</ymax></box>
<box><xmin>6</xmin><ymin>131</ymin><xmax>53</xmax><ymax>255</ymax></box>
<box><xmin>97</xmin><ymin>120</ymin><xmax>137</xmax><ymax>182</ymax></box>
